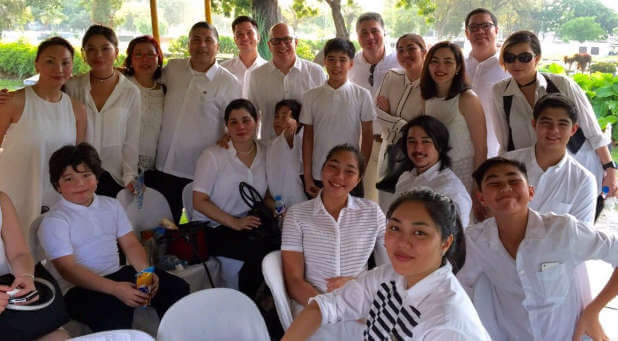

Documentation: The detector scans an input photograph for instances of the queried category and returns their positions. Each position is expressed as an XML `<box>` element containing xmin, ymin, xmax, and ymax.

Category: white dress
<box><xmin>425</xmin><ymin>94</ymin><xmax>475</xmax><ymax>191</ymax></box>
<box><xmin>128</xmin><ymin>77</ymin><xmax>164</xmax><ymax>171</ymax></box>
<box><xmin>0</xmin><ymin>86</ymin><xmax>76</xmax><ymax>233</ymax></box>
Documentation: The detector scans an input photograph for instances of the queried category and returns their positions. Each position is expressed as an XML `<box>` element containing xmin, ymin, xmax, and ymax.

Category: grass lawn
<box><xmin>0</xmin><ymin>79</ymin><xmax>23</xmax><ymax>91</ymax></box>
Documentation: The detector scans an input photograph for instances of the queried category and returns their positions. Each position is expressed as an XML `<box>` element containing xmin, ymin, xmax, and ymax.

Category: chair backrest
<box><xmin>116</xmin><ymin>187</ymin><xmax>173</xmax><ymax>232</ymax></box>
<box><xmin>262</xmin><ymin>250</ymin><xmax>294</xmax><ymax>330</ymax></box>
<box><xmin>68</xmin><ymin>329</ymin><xmax>155</xmax><ymax>340</ymax></box>
<box><xmin>157</xmin><ymin>288</ymin><xmax>270</xmax><ymax>341</ymax></box>
<box><xmin>29</xmin><ymin>215</ymin><xmax>47</xmax><ymax>264</ymax></box>
<box><xmin>181</xmin><ymin>182</ymin><xmax>194</xmax><ymax>221</ymax></box>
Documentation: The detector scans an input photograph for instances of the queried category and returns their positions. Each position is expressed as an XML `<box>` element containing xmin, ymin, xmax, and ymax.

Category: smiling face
<box><xmin>233</xmin><ymin>21</ymin><xmax>259</xmax><ymax>53</ymax></box>
<box><xmin>503</xmin><ymin>42</ymin><xmax>540</xmax><ymax>82</ymax></box>
<box><xmin>321</xmin><ymin>150</ymin><xmax>361</xmax><ymax>199</ymax></box>
<box><xmin>273</xmin><ymin>105</ymin><xmax>297</xmax><ymax>136</ymax></box>
<box><xmin>465</xmin><ymin>12</ymin><xmax>498</xmax><ymax>51</ymax></box>
<box><xmin>357</xmin><ymin>19</ymin><xmax>384</xmax><ymax>53</ymax></box>
<box><xmin>406</xmin><ymin>125</ymin><xmax>440</xmax><ymax>173</ymax></box>
<box><xmin>428</xmin><ymin>47</ymin><xmax>459</xmax><ymax>88</ymax></box>
<box><xmin>226</xmin><ymin>108</ymin><xmax>257</xmax><ymax>143</ymax></box>
<box><xmin>35</xmin><ymin>45</ymin><xmax>73</xmax><ymax>87</ymax></box>
<box><xmin>131</xmin><ymin>42</ymin><xmax>159</xmax><ymax>78</ymax></box>
<box><xmin>532</xmin><ymin>107</ymin><xmax>577</xmax><ymax>152</ymax></box>
<box><xmin>396</xmin><ymin>36</ymin><xmax>425</xmax><ymax>73</ymax></box>
<box><xmin>385</xmin><ymin>201</ymin><xmax>452</xmax><ymax>287</ymax></box>
<box><xmin>268</xmin><ymin>24</ymin><xmax>297</xmax><ymax>66</ymax></box>
<box><xmin>57</xmin><ymin>163</ymin><xmax>98</xmax><ymax>206</ymax></box>
<box><xmin>325</xmin><ymin>50</ymin><xmax>353</xmax><ymax>85</ymax></box>
<box><xmin>189</xmin><ymin>27</ymin><xmax>219</xmax><ymax>66</ymax></box>
<box><xmin>84</xmin><ymin>34</ymin><xmax>118</xmax><ymax>73</ymax></box>
<box><xmin>478</xmin><ymin>163</ymin><xmax>533</xmax><ymax>216</ymax></box>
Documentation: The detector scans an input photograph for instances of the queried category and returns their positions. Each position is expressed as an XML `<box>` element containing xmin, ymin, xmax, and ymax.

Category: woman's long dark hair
<box><xmin>420</xmin><ymin>41</ymin><xmax>469</xmax><ymax>100</ymax></box>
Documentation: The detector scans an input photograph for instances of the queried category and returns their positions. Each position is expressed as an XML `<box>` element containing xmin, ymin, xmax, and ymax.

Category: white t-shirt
<box><xmin>395</xmin><ymin>162</ymin><xmax>472</xmax><ymax>227</ymax></box>
<box><xmin>38</xmin><ymin>195</ymin><xmax>133</xmax><ymax>277</ymax></box>
<box><xmin>312</xmin><ymin>262</ymin><xmax>491</xmax><ymax>340</ymax></box>
<box><xmin>156</xmin><ymin>59</ymin><xmax>242</xmax><ymax>179</ymax></box>
<box><xmin>221</xmin><ymin>55</ymin><xmax>267</xmax><ymax>98</ymax></box>
<box><xmin>281</xmin><ymin>194</ymin><xmax>387</xmax><ymax>294</ymax></box>
<box><xmin>266</xmin><ymin>132</ymin><xmax>306</xmax><ymax>208</ymax></box>
<box><xmin>192</xmin><ymin>141</ymin><xmax>267</xmax><ymax>226</ymax></box>
<box><xmin>65</xmin><ymin>73</ymin><xmax>141</xmax><ymax>186</ymax></box>
<box><xmin>248</xmin><ymin>57</ymin><xmax>326</xmax><ymax>140</ymax></box>
<box><xmin>299</xmin><ymin>81</ymin><xmax>376</xmax><ymax>180</ymax></box>
<box><xmin>457</xmin><ymin>209</ymin><xmax>618</xmax><ymax>341</ymax></box>
<box><xmin>465</xmin><ymin>53</ymin><xmax>509</xmax><ymax>157</ymax></box>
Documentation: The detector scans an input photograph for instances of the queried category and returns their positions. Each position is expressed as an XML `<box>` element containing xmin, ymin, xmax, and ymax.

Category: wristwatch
<box><xmin>603</xmin><ymin>161</ymin><xmax>618</xmax><ymax>170</ymax></box>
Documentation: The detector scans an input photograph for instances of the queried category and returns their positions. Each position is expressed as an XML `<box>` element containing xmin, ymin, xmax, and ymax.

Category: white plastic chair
<box><xmin>181</xmin><ymin>182</ymin><xmax>243</xmax><ymax>289</ymax></box>
<box><xmin>262</xmin><ymin>250</ymin><xmax>294</xmax><ymax>330</ymax></box>
<box><xmin>68</xmin><ymin>329</ymin><xmax>155</xmax><ymax>341</ymax></box>
<box><xmin>116</xmin><ymin>187</ymin><xmax>173</xmax><ymax>232</ymax></box>
<box><xmin>157</xmin><ymin>288</ymin><xmax>270</xmax><ymax>341</ymax></box>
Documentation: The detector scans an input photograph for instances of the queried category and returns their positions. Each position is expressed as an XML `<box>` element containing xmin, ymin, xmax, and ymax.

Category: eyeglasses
<box><xmin>269</xmin><ymin>37</ymin><xmax>294</xmax><ymax>46</ymax></box>
<box><xmin>467</xmin><ymin>23</ymin><xmax>495</xmax><ymax>32</ymax></box>
<box><xmin>368</xmin><ymin>64</ymin><xmax>376</xmax><ymax>87</ymax></box>
<box><xmin>503</xmin><ymin>52</ymin><xmax>535</xmax><ymax>64</ymax></box>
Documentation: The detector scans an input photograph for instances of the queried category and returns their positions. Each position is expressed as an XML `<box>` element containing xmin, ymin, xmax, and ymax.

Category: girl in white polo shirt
<box><xmin>283</xmin><ymin>189</ymin><xmax>490</xmax><ymax>341</ymax></box>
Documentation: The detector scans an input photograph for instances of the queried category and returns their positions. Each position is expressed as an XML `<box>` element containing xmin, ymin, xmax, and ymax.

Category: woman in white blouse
<box><xmin>375</xmin><ymin>33</ymin><xmax>426</xmax><ymax>210</ymax></box>
<box><xmin>492</xmin><ymin>30</ymin><xmax>616</xmax><ymax>197</ymax></box>
<box><xmin>283</xmin><ymin>189</ymin><xmax>490</xmax><ymax>341</ymax></box>
<box><xmin>64</xmin><ymin>25</ymin><xmax>141</xmax><ymax>198</ymax></box>
<box><xmin>192</xmin><ymin>99</ymin><xmax>277</xmax><ymax>300</ymax></box>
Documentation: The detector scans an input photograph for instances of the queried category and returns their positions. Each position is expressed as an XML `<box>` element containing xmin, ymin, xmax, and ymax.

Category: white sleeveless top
<box><xmin>0</xmin><ymin>86</ymin><xmax>76</xmax><ymax>234</ymax></box>
<box><xmin>425</xmin><ymin>94</ymin><xmax>475</xmax><ymax>190</ymax></box>
<box><xmin>0</xmin><ymin>204</ymin><xmax>11</xmax><ymax>276</ymax></box>
<box><xmin>128</xmin><ymin>76</ymin><xmax>164</xmax><ymax>171</ymax></box>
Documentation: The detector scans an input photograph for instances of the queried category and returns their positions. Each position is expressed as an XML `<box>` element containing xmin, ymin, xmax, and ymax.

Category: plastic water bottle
<box><xmin>136</xmin><ymin>171</ymin><xmax>145</xmax><ymax>209</ymax></box>
<box><xmin>274</xmin><ymin>195</ymin><xmax>286</xmax><ymax>216</ymax></box>
<box><xmin>602</xmin><ymin>186</ymin><xmax>617</xmax><ymax>211</ymax></box>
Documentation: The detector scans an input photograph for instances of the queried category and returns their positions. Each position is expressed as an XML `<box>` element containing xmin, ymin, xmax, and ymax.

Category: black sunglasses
<box><xmin>503</xmin><ymin>52</ymin><xmax>535</xmax><ymax>64</ymax></box>
<box><xmin>368</xmin><ymin>64</ymin><xmax>376</xmax><ymax>87</ymax></box>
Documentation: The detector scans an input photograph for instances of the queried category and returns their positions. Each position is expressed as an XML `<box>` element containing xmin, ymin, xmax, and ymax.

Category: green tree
<box><xmin>544</xmin><ymin>0</ymin><xmax>618</xmax><ymax>36</ymax></box>
<box><xmin>0</xmin><ymin>0</ymin><xmax>30</xmax><ymax>33</ymax></box>
<box><xmin>558</xmin><ymin>17</ymin><xmax>605</xmax><ymax>42</ymax></box>
<box><xmin>90</xmin><ymin>0</ymin><xmax>123</xmax><ymax>27</ymax></box>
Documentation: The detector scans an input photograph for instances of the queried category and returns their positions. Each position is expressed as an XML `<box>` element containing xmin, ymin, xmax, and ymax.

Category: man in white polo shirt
<box><xmin>349</xmin><ymin>12</ymin><xmax>400</xmax><ymax>201</ymax></box>
<box><xmin>152</xmin><ymin>21</ymin><xmax>241</xmax><ymax>221</ymax></box>
<box><xmin>221</xmin><ymin>16</ymin><xmax>266</xmax><ymax>98</ymax></box>
<box><xmin>248</xmin><ymin>23</ymin><xmax>326</xmax><ymax>140</ymax></box>
<box><xmin>464</xmin><ymin>8</ymin><xmax>509</xmax><ymax>157</ymax></box>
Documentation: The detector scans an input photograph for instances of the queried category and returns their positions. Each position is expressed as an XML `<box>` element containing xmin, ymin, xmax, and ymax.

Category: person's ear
<box><xmin>476</xmin><ymin>188</ymin><xmax>488</xmax><ymax>207</ymax></box>
<box><xmin>531</xmin><ymin>119</ymin><xmax>537</xmax><ymax>129</ymax></box>
<box><xmin>441</xmin><ymin>234</ymin><xmax>454</xmax><ymax>255</ymax></box>
<box><xmin>294</xmin><ymin>38</ymin><xmax>298</xmax><ymax>48</ymax></box>
<box><xmin>528</xmin><ymin>185</ymin><xmax>534</xmax><ymax>201</ymax></box>
<box><xmin>570</xmin><ymin>123</ymin><xmax>579</xmax><ymax>137</ymax></box>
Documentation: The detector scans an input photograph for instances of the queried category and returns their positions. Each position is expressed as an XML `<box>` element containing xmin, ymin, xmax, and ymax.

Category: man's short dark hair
<box><xmin>49</xmin><ymin>143</ymin><xmax>103</xmax><ymax>192</ymax></box>
<box><xmin>275</xmin><ymin>99</ymin><xmax>302</xmax><ymax>123</ymax></box>
<box><xmin>400</xmin><ymin>116</ymin><xmax>452</xmax><ymax>171</ymax></box>
<box><xmin>465</xmin><ymin>8</ymin><xmax>498</xmax><ymax>28</ymax></box>
<box><xmin>356</xmin><ymin>12</ymin><xmax>385</xmax><ymax>32</ymax></box>
<box><xmin>189</xmin><ymin>21</ymin><xmax>219</xmax><ymax>42</ymax></box>
<box><xmin>472</xmin><ymin>157</ymin><xmax>528</xmax><ymax>190</ymax></box>
<box><xmin>532</xmin><ymin>93</ymin><xmax>578</xmax><ymax>124</ymax></box>
<box><xmin>232</xmin><ymin>16</ymin><xmax>258</xmax><ymax>32</ymax></box>
<box><xmin>324</xmin><ymin>37</ymin><xmax>356</xmax><ymax>59</ymax></box>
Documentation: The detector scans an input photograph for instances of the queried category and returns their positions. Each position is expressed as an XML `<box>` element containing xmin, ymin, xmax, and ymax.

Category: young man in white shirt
<box><xmin>220</xmin><ymin>16</ymin><xmax>266</xmax><ymax>98</ymax></box>
<box><xmin>457</xmin><ymin>157</ymin><xmax>618</xmax><ymax>341</ymax></box>
<box><xmin>464</xmin><ymin>8</ymin><xmax>509</xmax><ymax>157</ymax></box>
<box><xmin>349</xmin><ymin>12</ymin><xmax>400</xmax><ymax>202</ymax></box>
<box><xmin>152</xmin><ymin>21</ymin><xmax>241</xmax><ymax>222</ymax></box>
<box><xmin>248</xmin><ymin>23</ymin><xmax>326</xmax><ymax>140</ymax></box>
<box><xmin>300</xmin><ymin>38</ymin><xmax>375</xmax><ymax>198</ymax></box>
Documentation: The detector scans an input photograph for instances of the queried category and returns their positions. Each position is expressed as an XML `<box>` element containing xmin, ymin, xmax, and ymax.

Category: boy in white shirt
<box><xmin>39</xmin><ymin>143</ymin><xmax>189</xmax><ymax>332</ymax></box>
<box><xmin>458</xmin><ymin>157</ymin><xmax>618</xmax><ymax>341</ymax></box>
<box><xmin>301</xmin><ymin>37</ymin><xmax>375</xmax><ymax>198</ymax></box>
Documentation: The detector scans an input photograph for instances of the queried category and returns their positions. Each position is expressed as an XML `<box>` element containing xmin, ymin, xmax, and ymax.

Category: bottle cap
<box><xmin>602</xmin><ymin>186</ymin><xmax>610</xmax><ymax>195</ymax></box>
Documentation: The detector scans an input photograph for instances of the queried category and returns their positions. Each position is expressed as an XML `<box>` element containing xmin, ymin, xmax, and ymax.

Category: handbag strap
<box><xmin>239</xmin><ymin>181</ymin><xmax>264</xmax><ymax>209</ymax></box>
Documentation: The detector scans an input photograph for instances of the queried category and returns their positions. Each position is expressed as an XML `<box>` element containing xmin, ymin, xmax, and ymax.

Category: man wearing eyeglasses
<box><xmin>248</xmin><ymin>23</ymin><xmax>326</xmax><ymax>140</ymax></box>
<box><xmin>464</xmin><ymin>8</ymin><xmax>509</xmax><ymax>158</ymax></box>
<box><xmin>349</xmin><ymin>12</ymin><xmax>399</xmax><ymax>202</ymax></box>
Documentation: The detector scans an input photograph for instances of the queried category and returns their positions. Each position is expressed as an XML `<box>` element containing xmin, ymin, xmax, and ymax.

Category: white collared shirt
<box><xmin>349</xmin><ymin>50</ymin><xmax>400</xmax><ymax>97</ymax></box>
<box><xmin>282</xmin><ymin>194</ymin><xmax>387</xmax><ymax>294</ymax></box>
<box><xmin>492</xmin><ymin>72</ymin><xmax>609</xmax><ymax>189</ymax></box>
<box><xmin>299</xmin><ymin>81</ymin><xmax>376</xmax><ymax>180</ymax></box>
<box><xmin>265</xmin><ymin>132</ymin><xmax>307</xmax><ymax>208</ymax></box>
<box><xmin>248</xmin><ymin>57</ymin><xmax>326</xmax><ymax>140</ymax></box>
<box><xmin>221</xmin><ymin>55</ymin><xmax>267</xmax><ymax>98</ymax></box>
<box><xmin>457</xmin><ymin>209</ymin><xmax>618</xmax><ymax>341</ymax></box>
<box><xmin>39</xmin><ymin>195</ymin><xmax>133</xmax><ymax>278</ymax></box>
<box><xmin>465</xmin><ymin>53</ymin><xmax>509</xmax><ymax>157</ymax></box>
<box><xmin>192</xmin><ymin>141</ymin><xmax>267</xmax><ymax>226</ymax></box>
<box><xmin>504</xmin><ymin>146</ymin><xmax>597</xmax><ymax>223</ymax></box>
<box><xmin>312</xmin><ymin>262</ymin><xmax>491</xmax><ymax>340</ymax></box>
<box><xmin>156</xmin><ymin>59</ymin><xmax>242</xmax><ymax>179</ymax></box>
<box><xmin>395</xmin><ymin>162</ymin><xmax>472</xmax><ymax>227</ymax></box>
<box><xmin>65</xmin><ymin>73</ymin><xmax>141</xmax><ymax>186</ymax></box>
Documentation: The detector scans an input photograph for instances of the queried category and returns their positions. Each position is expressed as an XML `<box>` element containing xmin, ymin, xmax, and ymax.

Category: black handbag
<box><xmin>375</xmin><ymin>135</ymin><xmax>410</xmax><ymax>193</ymax></box>
<box><xmin>239</xmin><ymin>182</ymin><xmax>281</xmax><ymax>247</ymax></box>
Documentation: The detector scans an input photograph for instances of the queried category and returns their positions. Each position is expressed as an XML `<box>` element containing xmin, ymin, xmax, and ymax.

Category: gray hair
<box><xmin>355</xmin><ymin>12</ymin><xmax>385</xmax><ymax>32</ymax></box>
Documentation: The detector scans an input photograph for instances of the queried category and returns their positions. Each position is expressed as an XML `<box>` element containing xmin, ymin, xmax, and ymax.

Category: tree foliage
<box><xmin>558</xmin><ymin>17</ymin><xmax>605</xmax><ymax>43</ymax></box>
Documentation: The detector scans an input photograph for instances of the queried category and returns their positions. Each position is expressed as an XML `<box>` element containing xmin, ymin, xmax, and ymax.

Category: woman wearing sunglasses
<box><xmin>492</xmin><ymin>30</ymin><xmax>615</xmax><ymax>197</ymax></box>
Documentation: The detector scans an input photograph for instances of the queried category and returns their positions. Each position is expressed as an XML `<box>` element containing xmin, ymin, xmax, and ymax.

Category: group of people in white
<box><xmin>0</xmin><ymin>6</ymin><xmax>616</xmax><ymax>341</ymax></box>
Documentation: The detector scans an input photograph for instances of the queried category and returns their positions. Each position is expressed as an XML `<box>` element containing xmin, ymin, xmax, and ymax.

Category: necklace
<box><xmin>236</xmin><ymin>143</ymin><xmax>255</xmax><ymax>155</ymax></box>
<box><xmin>91</xmin><ymin>70</ymin><xmax>116</xmax><ymax>83</ymax></box>
<box><xmin>517</xmin><ymin>77</ymin><xmax>536</xmax><ymax>88</ymax></box>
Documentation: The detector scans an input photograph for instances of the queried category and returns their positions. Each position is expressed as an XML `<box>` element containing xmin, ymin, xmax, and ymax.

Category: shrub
<box><xmin>572</xmin><ymin>72</ymin><xmax>618</xmax><ymax>141</ymax></box>
<box><xmin>590</xmin><ymin>62</ymin><xmax>617</xmax><ymax>74</ymax></box>
<box><xmin>538</xmin><ymin>62</ymin><xmax>565</xmax><ymax>75</ymax></box>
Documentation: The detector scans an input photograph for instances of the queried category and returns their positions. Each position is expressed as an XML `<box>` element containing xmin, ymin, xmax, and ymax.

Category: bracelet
<box><xmin>16</xmin><ymin>273</ymin><xmax>35</xmax><ymax>280</ymax></box>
